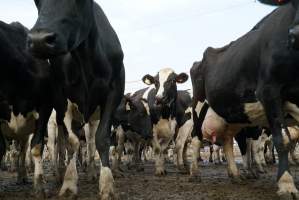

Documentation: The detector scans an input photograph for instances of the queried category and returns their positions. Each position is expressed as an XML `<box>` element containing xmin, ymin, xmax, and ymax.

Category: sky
<box><xmin>0</xmin><ymin>0</ymin><xmax>276</xmax><ymax>93</ymax></box>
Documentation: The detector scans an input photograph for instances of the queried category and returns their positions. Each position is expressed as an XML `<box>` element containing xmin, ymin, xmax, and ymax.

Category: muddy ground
<box><xmin>1</xmin><ymin>157</ymin><xmax>299</xmax><ymax>200</ymax></box>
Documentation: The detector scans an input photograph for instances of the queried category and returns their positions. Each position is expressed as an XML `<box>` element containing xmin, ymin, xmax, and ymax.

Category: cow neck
<box><xmin>160</xmin><ymin>97</ymin><xmax>176</xmax><ymax>120</ymax></box>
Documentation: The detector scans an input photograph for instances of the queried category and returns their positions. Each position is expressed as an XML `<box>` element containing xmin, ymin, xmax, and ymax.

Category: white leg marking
<box><xmin>277</xmin><ymin>171</ymin><xmax>299</xmax><ymax>196</ymax></box>
<box><xmin>99</xmin><ymin>167</ymin><xmax>115</xmax><ymax>199</ymax></box>
<box><xmin>59</xmin><ymin>158</ymin><xmax>78</xmax><ymax>196</ymax></box>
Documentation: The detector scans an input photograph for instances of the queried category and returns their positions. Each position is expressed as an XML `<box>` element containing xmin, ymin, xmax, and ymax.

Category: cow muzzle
<box><xmin>288</xmin><ymin>26</ymin><xmax>299</xmax><ymax>50</ymax></box>
<box><xmin>27</xmin><ymin>31</ymin><xmax>57</xmax><ymax>58</ymax></box>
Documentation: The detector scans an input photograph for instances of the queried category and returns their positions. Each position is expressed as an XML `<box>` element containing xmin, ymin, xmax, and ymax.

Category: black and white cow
<box><xmin>111</xmin><ymin>93</ymin><xmax>152</xmax><ymax>173</ymax></box>
<box><xmin>0</xmin><ymin>20</ymin><xmax>52</xmax><ymax>192</ymax></box>
<box><xmin>142</xmin><ymin>68</ymin><xmax>193</xmax><ymax>175</ymax></box>
<box><xmin>191</xmin><ymin>3</ymin><xmax>299</xmax><ymax>198</ymax></box>
<box><xmin>27</xmin><ymin>0</ymin><xmax>125</xmax><ymax>199</ymax></box>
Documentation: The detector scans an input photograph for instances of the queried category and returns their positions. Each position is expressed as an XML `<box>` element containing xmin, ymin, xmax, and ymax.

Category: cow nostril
<box><xmin>44</xmin><ymin>33</ymin><xmax>56</xmax><ymax>47</ymax></box>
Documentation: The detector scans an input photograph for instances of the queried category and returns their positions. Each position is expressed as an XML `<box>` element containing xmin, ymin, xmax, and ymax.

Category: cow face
<box><xmin>142</xmin><ymin>68</ymin><xmax>188</xmax><ymax>106</ymax></box>
<box><xmin>28</xmin><ymin>0</ymin><xmax>94</xmax><ymax>58</ymax></box>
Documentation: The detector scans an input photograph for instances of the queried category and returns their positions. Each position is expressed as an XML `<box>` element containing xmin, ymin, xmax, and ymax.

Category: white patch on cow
<box><xmin>47</xmin><ymin>110</ymin><xmax>58</xmax><ymax>170</ymax></box>
<box><xmin>282</xmin><ymin>126</ymin><xmax>299</xmax><ymax>146</ymax></box>
<box><xmin>2</xmin><ymin>110</ymin><xmax>39</xmax><ymax>138</ymax></box>
<box><xmin>195</xmin><ymin>101</ymin><xmax>203</xmax><ymax>118</ymax></box>
<box><xmin>59</xmin><ymin>158</ymin><xmax>78</xmax><ymax>196</ymax></box>
<box><xmin>277</xmin><ymin>171</ymin><xmax>299</xmax><ymax>196</ymax></box>
<box><xmin>125</xmin><ymin>102</ymin><xmax>131</xmax><ymax>111</ymax></box>
<box><xmin>141</xmin><ymin>85</ymin><xmax>155</xmax><ymax>115</ymax></box>
<box><xmin>156</xmin><ymin>68</ymin><xmax>174</xmax><ymax>99</ymax></box>
<box><xmin>59</xmin><ymin>99</ymin><xmax>80</xmax><ymax>196</ymax></box>
<box><xmin>31</xmin><ymin>145</ymin><xmax>43</xmax><ymax>189</ymax></box>
<box><xmin>252</xmin><ymin>139</ymin><xmax>265</xmax><ymax>172</ymax></box>
<box><xmin>285</xmin><ymin>102</ymin><xmax>299</xmax><ymax>123</ymax></box>
<box><xmin>244</xmin><ymin>102</ymin><xmax>267</xmax><ymax>125</ymax></box>
<box><xmin>25</xmin><ymin>134</ymin><xmax>34</xmax><ymax>170</ymax></box>
<box><xmin>144</xmin><ymin>78</ymin><xmax>152</xmax><ymax>85</ymax></box>
<box><xmin>99</xmin><ymin>167</ymin><xmax>115</xmax><ymax>199</ymax></box>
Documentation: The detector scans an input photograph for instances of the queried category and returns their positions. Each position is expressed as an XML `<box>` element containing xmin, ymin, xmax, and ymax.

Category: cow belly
<box><xmin>1</xmin><ymin>112</ymin><xmax>38</xmax><ymax>139</ymax></box>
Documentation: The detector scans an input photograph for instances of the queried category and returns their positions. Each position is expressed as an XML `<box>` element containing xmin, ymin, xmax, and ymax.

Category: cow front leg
<box><xmin>111</xmin><ymin>125</ymin><xmax>125</xmax><ymax>176</ymax></box>
<box><xmin>152</xmin><ymin>133</ymin><xmax>165</xmax><ymax>176</ymax></box>
<box><xmin>17</xmin><ymin>140</ymin><xmax>28</xmax><ymax>184</ymax></box>
<box><xmin>0</xmin><ymin>131</ymin><xmax>6</xmax><ymax>171</ymax></box>
<box><xmin>223</xmin><ymin>135</ymin><xmax>241</xmax><ymax>183</ymax></box>
<box><xmin>31</xmin><ymin>106</ymin><xmax>52</xmax><ymax>197</ymax></box>
<box><xmin>59</xmin><ymin>103</ymin><xmax>80</xmax><ymax>198</ymax></box>
<box><xmin>85</xmin><ymin>120</ymin><xmax>99</xmax><ymax>181</ymax></box>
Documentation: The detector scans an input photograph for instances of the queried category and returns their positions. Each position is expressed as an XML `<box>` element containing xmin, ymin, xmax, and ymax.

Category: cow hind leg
<box><xmin>189</xmin><ymin>136</ymin><xmax>201</xmax><ymax>182</ymax></box>
<box><xmin>0</xmin><ymin>131</ymin><xmax>6</xmax><ymax>170</ymax></box>
<box><xmin>259</xmin><ymin>88</ymin><xmax>299</xmax><ymax>199</ymax></box>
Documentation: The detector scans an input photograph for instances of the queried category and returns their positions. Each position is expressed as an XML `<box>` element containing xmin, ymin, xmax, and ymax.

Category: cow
<box><xmin>190</xmin><ymin>3</ymin><xmax>299</xmax><ymax>199</ymax></box>
<box><xmin>0</xmin><ymin>20</ymin><xmax>52</xmax><ymax>193</ymax></box>
<box><xmin>111</xmin><ymin>94</ymin><xmax>152</xmax><ymax>173</ymax></box>
<box><xmin>27</xmin><ymin>0</ymin><xmax>125</xmax><ymax>199</ymax></box>
<box><xmin>142</xmin><ymin>68</ymin><xmax>192</xmax><ymax>175</ymax></box>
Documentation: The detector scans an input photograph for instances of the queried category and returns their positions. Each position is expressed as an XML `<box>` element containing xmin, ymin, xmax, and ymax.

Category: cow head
<box><xmin>142</xmin><ymin>68</ymin><xmax>188</xmax><ymax>106</ymax></box>
<box><xmin>258</xmin><ymin>0</ymin><xmax>291</xmax><ymax>5</ymax></box>
<box><xmin>28</xmin><ymin>0</ymin><xmax>94</xmax><ymax>58</ymax></box>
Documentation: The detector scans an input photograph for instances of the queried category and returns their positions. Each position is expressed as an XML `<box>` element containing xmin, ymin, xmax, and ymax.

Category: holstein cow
<box><xmin>191</xmin><ymin>3</ymin><xmax>299</xmax><ymax>199</ymax></box>
<box><xmin>111</xmin><ymin>94</ymin><xmax>152</xmax><ymax>173</ymax></box>
<box><xmin>28</xmin><ymin>0</ymin><xmax>125</xmax><ymax>199</ymax></box>
<box><xmin>0</xmin><ymin>21</ymin><xmax>52</xmax><ymax>190</ymax></box>
<box><xmin>142</xmin><ymin>68</ymin><xmax>193</xmax><ymax>175</ymax></box>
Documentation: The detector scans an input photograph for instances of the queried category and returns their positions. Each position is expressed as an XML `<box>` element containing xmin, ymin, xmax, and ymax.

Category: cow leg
<box><xmin>289</xmin><ymin>142</ymin><xmax>299</xmax><ymax>165</ymax></box>
<box><xmin>223</xmin><ymin>135</ymin><xmax>241</xmax><ymax>183</ymax></box>
<box><xmin>0</xmin><ymin>130</ymin><xmax>6</xmax><ymax>170</ymax></box>
<box><xmin>25</xmin><ymin>134</ymin><xmax>34</xmax><ymax>173</ymax></box>
<box><xmin>111</xmin><ymin>125</ymin><xmax>125</xmax><ymax>176</ymax></box>
<box><xmin>9</xmin><ymin>141</ymin><xmax>19</xmax><ymax>173</ymax></box>
<box><xmin>189</xmin><ymin>136</ymin><xmax>201</xmax><ymax>182</ymax></box>
<box><xmin>259</xmin><ymin>88</ymin><xmax>299</xmax><ymax>199</ymax></box>
<box><xmin>152</xmin><ymin>133</ymin><xmax>165</xmax><ymax>176</ymax></box>
<box><xmin>85</xmin><ymin>120</ymin><xmax>99</xmax><ymax>181</ymax></box>
<box><xmin>59</xmin><ymin>103</ymin><xmax>80</xmax><ymax>197</ymax></box>
<box><xmin>133</xmin><ymin>140</ymin><xmax>144</xmax><ymax>172</ymax></box>
<box><xmin>252</xmin><ymin>139</ymin><xmax>266</xmax><ymax>173</ymax></box>
<box><xmin>31</xmin><ymin>106</ymin><xmax>52</xmax><ymax>197</ymax></box>
<box><xmin>17</xmin><ymin>139</ymin><xmax>28</xmax><ymax>184</ymax></box>
<box><xmin>47</xmin><ymin>115</ymin><xmax>58</xmax><ymax>175</ymax></box>
<box><xmin>96</xmin><ymin>76</ymin><xmax>124</xmax><ymax>200</ymax></box>
<box><xmin>175</xmin><ymin>119</ymin><xmax>192</xmax><ymax>173</ymax></box>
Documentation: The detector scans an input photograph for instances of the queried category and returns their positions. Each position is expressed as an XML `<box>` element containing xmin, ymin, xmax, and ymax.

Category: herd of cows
<box><xmin>2</xmin><ymin>0</ymin><xmax>299</xmax><ymax>199</ymax></box>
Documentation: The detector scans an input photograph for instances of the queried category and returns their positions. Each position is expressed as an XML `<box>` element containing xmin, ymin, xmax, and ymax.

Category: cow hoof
<box><xmin>278</xmin><ymin>192</ymin><xmax>299</xmax><ymax>200</ymax></box>
<box><xmin>155</xmin><ymin>169</ymin><xmax>167</xmax><ymax>176</ymax></box>
<box><xmin>188</xmin><ymin>175</ymin><xmax>201</xmax><ymax>183</ymax></box>
<box><xmin>99</xmin><ymin>167</ymin><xmax>117</xmax><ymax>200</ymax></box>
<box><xmin>230</xmin><ymin>176</ymin><xmax>244</xmax><ymax>184</ymax></box>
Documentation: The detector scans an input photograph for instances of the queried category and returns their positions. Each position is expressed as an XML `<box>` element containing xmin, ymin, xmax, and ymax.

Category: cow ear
<box><xmin>142</xmin><ymin>74</ymin><xmax>155</xmax><ymax>85</ymax></box>
<box><xmin>176</xmin><ymin>73</ymin><xmax>188</xmax><ymax>83</ymax></box>
<box><xmin>257</xmin><ymin>0</ymin><xmax>290</xmax><ymax>5</ymax></box>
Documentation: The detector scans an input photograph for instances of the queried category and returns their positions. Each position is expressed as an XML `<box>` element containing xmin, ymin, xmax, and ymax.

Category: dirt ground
<box><xmin>1</xmin><ymin>157</ymin><xmax>299</xmax><ymax>200</ymax></box>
